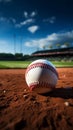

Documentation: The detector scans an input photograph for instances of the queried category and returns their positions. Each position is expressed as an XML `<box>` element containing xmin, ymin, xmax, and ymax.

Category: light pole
<box><xmin>20</xmin><ymin>35</ymin><xmax>22</xmax><ymax>54</ymax></box>
<box><xmin>13</xmin><ymin>33</ymin><xmax>16</xmax><ymax>54</ymax></box>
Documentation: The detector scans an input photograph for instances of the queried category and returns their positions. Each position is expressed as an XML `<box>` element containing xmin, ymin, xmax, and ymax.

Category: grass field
<box><xmin>0</xmin><ymin>60</ymin><xmax>73</xmax><ymax>68</ymax></box>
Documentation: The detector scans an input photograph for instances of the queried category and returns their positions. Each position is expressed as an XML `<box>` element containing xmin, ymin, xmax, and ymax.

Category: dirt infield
<box><xmin>0</xmin><ymin>68</ymin><xmax>73</xmax><ymax>130</ymax></box>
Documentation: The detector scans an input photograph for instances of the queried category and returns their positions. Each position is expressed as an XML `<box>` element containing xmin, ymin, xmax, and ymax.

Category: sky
<box><xmin>0</xmin><ymin>0</ymin><xmax>73</xmax><ymax>54</ymax></box>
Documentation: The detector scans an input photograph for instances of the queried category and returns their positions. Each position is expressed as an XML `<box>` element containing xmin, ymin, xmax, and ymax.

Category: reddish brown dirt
<box><xmin>0</xmin><ymin>68</ymin><xmax>73</xmax><ymax>130</ymax></box>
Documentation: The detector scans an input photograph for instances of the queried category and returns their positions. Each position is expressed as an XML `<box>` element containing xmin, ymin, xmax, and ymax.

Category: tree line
<box><xmin>0</xmin><ymin>53</ymin><xmax>30</xmax><ymax>60</ymax></box>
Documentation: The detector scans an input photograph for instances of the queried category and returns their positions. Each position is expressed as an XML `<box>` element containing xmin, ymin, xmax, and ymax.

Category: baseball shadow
<box><xmin>41</xmin><ymin>87</ymin><xmax>73</xmax><ymax>99</ymax></box>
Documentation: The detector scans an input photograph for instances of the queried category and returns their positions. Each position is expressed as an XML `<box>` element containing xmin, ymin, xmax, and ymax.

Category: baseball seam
<box><xmin>29</xmin><ymin>81</ymin><xmax>55</xmax><ymax>91</ymax></box>
<box><xmin>25</xmin><ymin>62</ymin><xmax>58</xmax><ymax>78</ymax></box>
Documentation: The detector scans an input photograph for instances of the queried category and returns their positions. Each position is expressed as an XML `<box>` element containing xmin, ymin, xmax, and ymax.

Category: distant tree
<box><xmin>48</xmin><ymin>45</ymin><xmax>53</xmax><ymax>49</ymax></box>
<box><xmin>64</xmin><ymin>42</ymin><xmax>70</xmax><ymax>47</ymax></box>
<box><xmin>15</xmin><ymin>53</ymin><xmax>23</xmax><ymax>59</ymax></box>
<box><xmin>42</xmin><ymin>45</ymin><xmax>46</xmax><ymax>50</ymax></box>
<box><xmin>23</xmin><ymin>55</ymin><xmax>30</xmax><ymax>60</ymax></box>
<box><xmin>0</xmin><ymin>53</ymin><xmax>15</xmax><ymax>60</ymax></box>
<box><xmin>56</xmin><ymin>43</ymin><xmax>61</xmax><ymax>49</ymax></box>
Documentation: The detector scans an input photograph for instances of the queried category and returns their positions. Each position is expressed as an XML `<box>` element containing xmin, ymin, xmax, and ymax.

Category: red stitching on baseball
<box><xmin>25</xmin><ymin>62</ymin><xmax>58</xmax><ymax>78</ymax></box>
<box><xmin>29</xmin><ymin>82</ymin><xmax>55</xmax><ymax>91</ymax></box>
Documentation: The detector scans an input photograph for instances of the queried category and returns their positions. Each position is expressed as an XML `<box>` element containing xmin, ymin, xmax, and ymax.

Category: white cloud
<box><xmin>25</xmin><ymin>30</ymin><xmax>73</xmax><ymax>49</ymax></box>
<box><xmin>27</xmin><ymin>25</ymin><xmax>39</xmax><ymax>33</ymax></box>
<box><xmin>0</xmin><ymin>17</ymin><xmax>6</xmax><ymax>22</ymax></box>
<box><xmin>30</xmin><ymin>11</ymin><xmax>37</xmax><ymax>17</ymax></box>
<box><xmin>24</xmin><ymin>11</ymin><xmax>28</xmax><ymax>18</ymax></box>
<box><xmin>24</xmin><ymin>11</ymin><xmax>37</xmax><ymax>18</ymax></box>
<box><xmin>61</xmin><ymin>44</ymin><xmax>67</xmax><ymax>48</ymax></box>
<box><xmin>10</xmin><ymin>18</ymin><xmax>16</xmax><ymax>24</ymax></box>
<box><xmin>47</xmin><ymin>33</ymin><xmax>58</xmax><ymax>41</ymax></box>
<box><xmin>25</xmin><ymin>38</ymin><xmax>48</xmax><ymax>48</ymax></box>
<box><xmin>43</xmin><ymin>16</ymin><xmax>56</xmax><ymax>24</ymax></box>
<box><xmin>47</xmin><ymin>31</ymin><xmax>73</xmax><ymax>43</ymax></box>
<box><xmin>21</xmin><ymin>19</ymin><xmax>34</xmax><ymax>25</ymax></box>
<box><xmin>0</xmin><ymin>17</ymin><xmax>8</xmax><ymax>22</ymax></box>
<box><xmin>16</xmin><ymin>11</ymin><xmax>37</xmax><ymax>28</ymax></box>
<box><xmin>0</xmin><ymin>16</ymin><xmax>16</xmax><ymax>26</ymax></box>
<box><xmin>15</xmin><ymin>19</ymin><xmax>34</xmax><ymax>28</ymax></box>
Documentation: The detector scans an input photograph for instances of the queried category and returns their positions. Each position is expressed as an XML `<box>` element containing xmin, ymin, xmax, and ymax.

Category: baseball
<box><xmin>25</xmin><ymin>59</ymin><xmax>58</xmax><ymax>93</ymax></box>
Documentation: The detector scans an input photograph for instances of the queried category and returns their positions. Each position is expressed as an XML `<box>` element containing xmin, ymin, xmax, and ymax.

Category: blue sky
<box><xmin>0</xmin><ymin>0</ymin><xmax>73</xmax><ymax>54</ymax></box>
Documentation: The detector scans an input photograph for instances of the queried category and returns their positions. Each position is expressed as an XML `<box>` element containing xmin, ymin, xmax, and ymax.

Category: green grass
<box><xmin>52</xmin><ymin>61</ymin><xmax>73</xmax><ymax>67</ymax></box>
<box><xmin>0</xmin><ymin>61</ymin><xmax>31</xmax><ymax>69</ymax></box>
<box><xmin>0</xmin><ymin>60</ymin><xmax>73</xmax><ymax>69</ymax></box>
